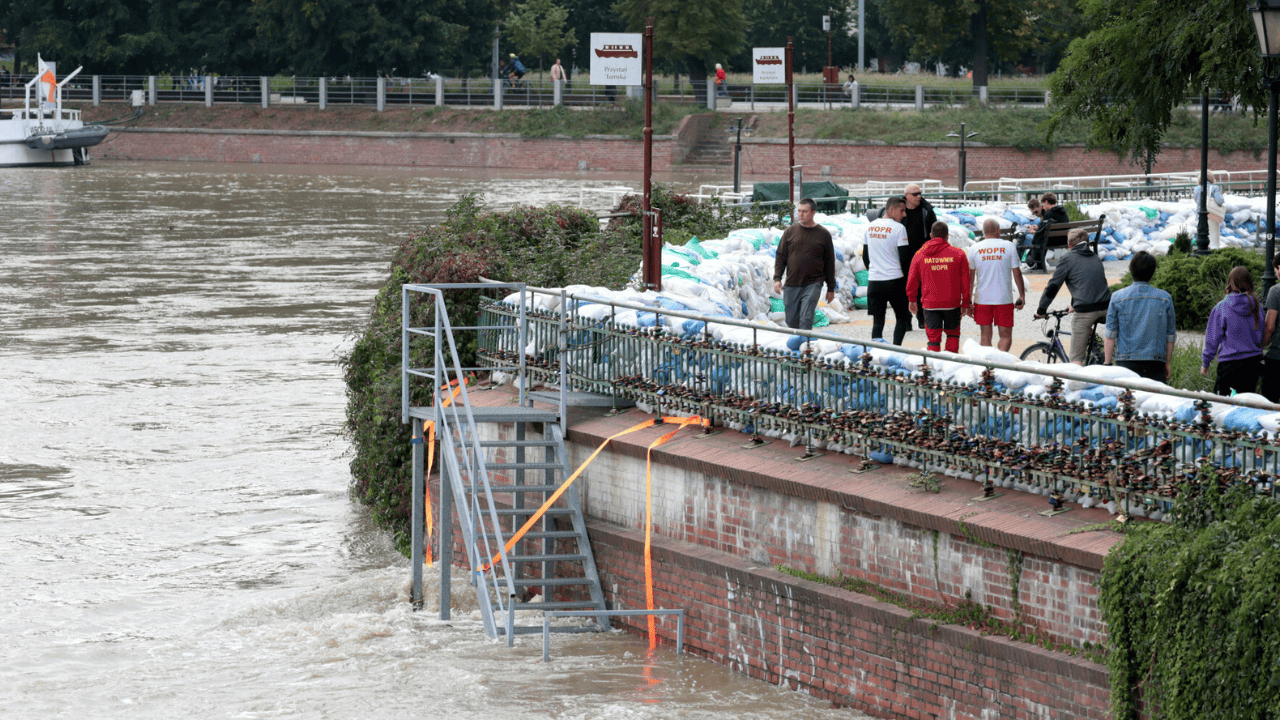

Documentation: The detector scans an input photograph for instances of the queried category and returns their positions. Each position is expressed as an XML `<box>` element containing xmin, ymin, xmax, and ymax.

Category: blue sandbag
<box><xmin>786</xmin><ymin>335</ymin><xmax>805</xmax><ymax>351</ymax></box>
<box><xmin>681</xmin><ymin>319</ymin><xmax>706</xmax><ymax>335</ymax></box>
<box><xmin>869</xmin><ymin>450</ymin><xmax>894</xmax><ymax>464</ymax></box>
<box><xmin>840</xmin><ymin>343</ymin><xmax>866</xmax><ymax>361</ymax></box>
<box><xmin>1223</xmin><ymin>407</ymin><xmax>1271</xmax><ymax>432</ymax></box>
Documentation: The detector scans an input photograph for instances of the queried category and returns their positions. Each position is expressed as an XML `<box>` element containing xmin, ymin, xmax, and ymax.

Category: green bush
<box><xmin>1111</xmin><ymin>248</ymin><xmax>1265</xmax><ymax>330</ymax></box>
<box><xmin>1101</xmin><ymin>482</ymin><xmax>1280</xmax><ymax>720</ymax></box>
<box><xmin>342</xmin><ymin>189</ymin><xmax>773</xmax><ymax>553</ymax></box>
<box><xmin>341</xmin><ymin>194</ymin><xmax>638</xmax><ymax>553</ymax></box>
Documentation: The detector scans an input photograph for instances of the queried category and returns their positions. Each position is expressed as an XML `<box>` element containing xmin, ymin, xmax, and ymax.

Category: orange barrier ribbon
<box><xmin>642</xmin><ymin>416</ymin><xmax>706</xmax><ymax>648</ymax></box>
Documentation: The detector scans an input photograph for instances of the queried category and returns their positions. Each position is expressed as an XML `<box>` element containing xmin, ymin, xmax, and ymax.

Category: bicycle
<box><xmin>1020</xmin><ymin>308</ymin><xmax>1105</xmax><ymax>365</ymax></box>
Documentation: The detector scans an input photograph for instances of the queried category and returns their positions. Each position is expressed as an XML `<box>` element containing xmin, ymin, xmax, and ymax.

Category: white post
<box><xmin>435</xmin><ymin>76</ymin><xmax>444</xmax><ymax>106</ymax></box>
<box><xmin>851</xmin><ymin>80</ymin><xmax>859</xmax><ymax>110</ymax></box>
<box><xmin>554</xmin><ymin>78</ymin><xmax>562</xmax><ymax>106</ymax></box>
<box><xmin>148</xmin><ymin>76</ymin><xmax>157</xmax><ymax>106</ymax></box>
<box><xmin>261</xmin><ymin>77</ymin><xmax>269</xmax><ymax>108</ymax></box>
<box><xmin>494</xmin><ymin>78</ymin><xmax>503</xmax><ymax>110</ymax></box>
<box><xmin>915</xmin><ymin>85</ymin><xmax>923</xmax><ymax>110</ymax></box>
<box><xmin>377</xmin><ymin>76</ymin><xmax>386</xmax><ymax>111</ymax></box>
<box><xmin>205</xmin><ymin>76</ymin><xmax>213</xmax><ymax>107</ymax></box>
<box><xmin>978</xmin><ymin>85</ymin><xmax>988</xmax><ymax>107</ymax></box>
<box><xmin>92</xmin><ymin>75</ymin><xmax>101</xmax><ymax>106</ymax></box>
<box><xmin>793</xmin><ymin>83</ymin><xmax>799</xmax><ymax>106</ymax></box>
<box><xmin>319</xmin><ymin>76</ymin><xmax>327</xmax><ymax>110</ymax></box>
<box><xmin>707</xmin><ymin>83</ymin><xmax>716</xmax><ymax>110</ymax></box>
<box><xmin>1044</xmin><ymin>90</ymin><xmax>1051</xmax><ymax>106</ymax></box>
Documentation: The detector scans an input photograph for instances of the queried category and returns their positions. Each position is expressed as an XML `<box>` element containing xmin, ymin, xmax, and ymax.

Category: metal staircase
<box><xmin>401</xmin><ymin>282</ymin><xmax>607</xmax><ymax>644</ymax></box>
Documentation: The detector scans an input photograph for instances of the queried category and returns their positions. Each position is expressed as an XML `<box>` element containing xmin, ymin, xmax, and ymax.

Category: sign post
<box><xmin>787</xmin><ymin>37</ymin><xmax>795</xmax><ymax>207</ymax></box>
<box><xmin>590</xmin><ymin>30</ymin><xmax>654</xmax><ymax>288</ymax></box>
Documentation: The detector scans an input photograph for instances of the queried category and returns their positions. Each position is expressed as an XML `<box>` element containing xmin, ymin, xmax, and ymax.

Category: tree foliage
<box><xmin>1101</xmin><ymin>480</ymin><xmax>1280</xmax><ymax>720</ymax></box>
<box><xmin>733</xmin><ymin>0</ymin><xmax>857</xmax><ymax>75</ymax></box>
<box><xmin>1047</xmin><ymin>0</ymin><xmax>1267</xmax><ymax>167</ymax></box>
<box><xmin>1110</xmin><ymin>247</ymin><xmax>1264</xmax><ymax>331</ymax></box>
<box><xmin>613</xmin><ymin>0</ymin><xmax>746</xmax><ymax>94</ymax></box>
<box><xmin>505</xmin><ymin>0</ymin><xmax>575</xmax><ymax>72</ymax></box>
<box><xmin>877</xmin><ymin>0</ymin><xmax>1081</xmax><ymax>87</ymax></box>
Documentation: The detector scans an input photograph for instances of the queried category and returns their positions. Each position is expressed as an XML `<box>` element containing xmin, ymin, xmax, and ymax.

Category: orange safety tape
<box><xmin>483</xmin><ymin>415</ymin><xmax>710</xmax><ymax>573</ymax></box>
<box><xmin>420</xmin><ymin>380</ymin><xmax>464</xmax><ymax>569</ymax></box>
<box><xmin>643</xmin><ymin>416</ymin><xmax>705</xmax><ymax>649</ymax></box>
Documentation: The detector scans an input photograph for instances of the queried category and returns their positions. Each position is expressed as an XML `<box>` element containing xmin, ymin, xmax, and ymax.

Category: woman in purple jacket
<box><xmin>1202</xmin><ymin>266</ymin><xmax>1265</xmax><ymax>396</ymax></box>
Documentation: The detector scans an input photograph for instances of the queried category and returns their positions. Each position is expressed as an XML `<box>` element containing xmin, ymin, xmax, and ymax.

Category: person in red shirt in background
<box><xmin>906</xmin><ymin>222</ymin><xmax>972</xmax><ymax>353</ymax></box>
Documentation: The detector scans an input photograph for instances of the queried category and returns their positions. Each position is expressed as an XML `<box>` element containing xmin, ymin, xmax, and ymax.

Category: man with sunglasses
<box><xmin>900</xmin><ymin>184</ymin><xmax>936</xmax><ymax>328</ymax></box>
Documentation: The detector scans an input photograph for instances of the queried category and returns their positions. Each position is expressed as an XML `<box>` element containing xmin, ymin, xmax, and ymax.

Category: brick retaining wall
<box><xmin>96</xmin><ymin>126</ymin><xmax>1263</xmax><ymax>180</ymax></box>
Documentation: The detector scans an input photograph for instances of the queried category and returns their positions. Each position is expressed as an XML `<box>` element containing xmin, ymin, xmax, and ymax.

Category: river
<box><xmin>0</xmin><ymin>162</ymin><xmax>865</xmax><ymax>719</ymax></box>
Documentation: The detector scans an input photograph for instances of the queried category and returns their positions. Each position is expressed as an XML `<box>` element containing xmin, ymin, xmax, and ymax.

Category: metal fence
<box><xmin>0</xmin><ymin>71</ymin><xmax>1059</xmax><ymax>111</ymax></box>
<box><xmin>475</xmin><ymin>288</ymin><xmax>1280</xmax><ymax>521</ymax></box>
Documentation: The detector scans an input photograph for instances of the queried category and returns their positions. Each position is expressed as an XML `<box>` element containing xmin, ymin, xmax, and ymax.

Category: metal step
<box><xmin>484</xmin><ymin>461</ymin><xmax>563</xmax><ymax>471</ymax></box>
<box><xmin>529</xmin><ymin>390</ymin><xmax>636</xmax><ymax>408</ymax></box>
<box><xmin>506</xmin><ymin>552</ymin><xmax>587</xmax><ymax>563</ymax></box>
<box><xmin>478</xmin><ymin>440</ymin><xmax>557</xmax><ymax>447</ymax></box>
<box><xmin>480</xmin><ymin>483</ymin><xmax>563</xmax><ymax>494</ymax></box>
<box><xmin>482</xmin><ymin>530</ymin><xmax>580</xmax><ymax>541</ymax></box>
<box><xmin>408</xmin><ymin>405</ymin><xmax>557</xmax><ymax>423</ymax></box>
<box><xmin>513</xmin><ymin>600</ymin><xmax>604</xmax><ymax>612</ymax></box>
<box><xmin>495</xmin><ymin>507</ymin><xmax>573</xmax><ymax>517</ymax></box>
<box><xmin>511</xmin><ymin>576</ymin><xmax>593</xmax><ymax>588</ymax></box>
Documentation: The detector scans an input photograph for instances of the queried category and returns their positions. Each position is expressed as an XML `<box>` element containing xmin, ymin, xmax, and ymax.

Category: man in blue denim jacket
<box><xmin>1104</xmin><ymin>251</ymin><xmax>1177</xmax><ymax>382</ymax></box>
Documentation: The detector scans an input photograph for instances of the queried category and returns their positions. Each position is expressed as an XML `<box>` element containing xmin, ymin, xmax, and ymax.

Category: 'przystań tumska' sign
<box><xmin>590</xmin><ymin>33</ymin><xmax>643</xmax><ymax>86</ymax></box>
<box><xmin>753</xmin><ymin>48</ymin><xmax>785</xmax><ymax>84</ymax></box>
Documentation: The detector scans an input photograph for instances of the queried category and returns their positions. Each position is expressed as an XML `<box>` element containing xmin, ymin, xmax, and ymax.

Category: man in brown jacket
<box><xmin>773</xmin><ymin>198</ymin><xmax>836</xmax><ymax>330</ymax></box>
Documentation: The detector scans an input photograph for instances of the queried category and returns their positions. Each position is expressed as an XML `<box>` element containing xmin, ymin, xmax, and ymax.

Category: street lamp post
<box><xmin>1251</xmin><ymin>0</ymin><xmax>1280</xmax><ymax>297</ymax></box>
<box><xmin>945</xmin><ymin>123</ymin><xmax>979</xmax><ymax>192</ymax></box>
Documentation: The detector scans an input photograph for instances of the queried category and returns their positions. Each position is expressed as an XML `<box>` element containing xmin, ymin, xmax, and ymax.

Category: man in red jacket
<box><xmin>906</xmin><ymin>222</ymin><xmax>972</xmax><ymax>353</ymax></box>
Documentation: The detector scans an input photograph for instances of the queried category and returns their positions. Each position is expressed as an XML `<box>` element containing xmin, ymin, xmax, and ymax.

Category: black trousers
<box><xmin>1116</xmin><ymin>359</ymin><xmax>1167</xmax><ymax>384</ymax></box>
<box><xmin>867</xmin><ymin>278</ymin><xmax>911</xmax><ymax>345</ymax></box>
<box><xmin>1214</xmin><ymin>355</ymin><xmax>1262</xmax><ymax>397</ymax></box>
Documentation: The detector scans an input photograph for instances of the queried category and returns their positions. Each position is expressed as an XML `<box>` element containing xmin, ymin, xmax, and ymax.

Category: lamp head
<box><xmin>1252</xmin><ymin>0</ymin><xmax>1280</xmax><ymax>57</ymax></box>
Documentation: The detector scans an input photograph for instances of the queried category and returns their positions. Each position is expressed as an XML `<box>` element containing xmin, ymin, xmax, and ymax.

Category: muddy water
<box><xmin>0</xmin><ymin>162</ymin><xmax>864</xmax><ymax>719</ymax></box>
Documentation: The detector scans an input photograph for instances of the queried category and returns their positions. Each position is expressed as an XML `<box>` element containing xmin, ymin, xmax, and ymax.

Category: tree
<box><xmin>558</xmin><ymin>0</ymin><xmax>624</xmax><ymax>78</ymax></box>
<box><xmin>254</xmin><ymin>0</ymin><xmax>499</xmax><ymax>76</ymax></box>
<box><xmin>734</xmin><ymin>0</ymin><xmax>858</xmax><ymax>75</ymax></box>
<box><xmin>877</xmin><ymin>0</ymin><xmax>1079</xmax><ymax>89</ymax></box>
<box><xmin>614</xmin><ymin>0</ymin><xmax>746</xmax><ymax>100</ymax></box>
<box><xmin>1046</xmin><ymin>0</ymin><xmax>1266</xmax><ymax>167</ymax></box>
<box><xmin>505</xmin><ymin>0</ymin><xmax>574</xmax><ymax>74</ymax></box>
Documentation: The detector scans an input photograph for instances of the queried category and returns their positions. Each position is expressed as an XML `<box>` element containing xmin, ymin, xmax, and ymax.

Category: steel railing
<box><xmin>476</xmin><ymin>288</ymin><xmax>1280</xmax><ymax>521</ymax></box>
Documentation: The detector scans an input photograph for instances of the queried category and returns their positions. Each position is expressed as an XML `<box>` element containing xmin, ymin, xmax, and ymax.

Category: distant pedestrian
<box><xmin>1261</xmin><ymin>253</ymin><xmax>1280</xmax><ymax>401</ymax></box>
<box><xmin>1193</xmin><ymin>171</ymin><xmax>1226</xmax><ymax>249</ymax></box>
<box><xmin>550</xmin><ymin>58</ymin><xmax>566</xmax><ymax>84</ymax></box>
<box><xmin>1202</xmin><ymin>266</ymin><xmax>1264</xmax><ymax>396</ymax></box>
<box><xmin>1104</xmin><ymin>251</ymin><xmax>1176</xmax><ymax>383</ymax></box>
<box><xmin>906</xmin><ymin>221</ymin><xmax>971</xmax><ymax>353</ymax></box>
<box><xmin>967</xmin><ymin>218</ymin><xmax>1026</xmax><ymax>352</ymax></box>
<box><xmin>862</xmin><ymin>195</ymin><xmax>913</xmax><ymax>345</ymax></box>
<box><xmin>715</xmin><ymin>63</ymin><xmax>728</xmax><ymax>97</ymax></box>
<box><xmin>773</xmin><ymin>198</ymin><xmax>836</xmax><ymax>330</ymax></box>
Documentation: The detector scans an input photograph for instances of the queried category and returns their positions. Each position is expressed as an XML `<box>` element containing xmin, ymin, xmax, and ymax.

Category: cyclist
<box><xmin>501</xmin><ymin>53</ymin><xmax>526</xmax><ymax>86</ymax></box>
<box><xmin>1034</xmin><ymin>227</ymin><xmax>1111</xmax><ymax>365</ymax></box>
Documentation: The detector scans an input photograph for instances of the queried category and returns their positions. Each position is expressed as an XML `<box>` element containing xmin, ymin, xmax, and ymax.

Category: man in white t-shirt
<box><xmin>860</xmin><ymin>195</ymin><xmax>913</xmax><ymax>344</ymax></box>
<box><xmin>966</xmin><ymin>219</ymin><xmax>1026</xmax><ymax>351</ymax></box>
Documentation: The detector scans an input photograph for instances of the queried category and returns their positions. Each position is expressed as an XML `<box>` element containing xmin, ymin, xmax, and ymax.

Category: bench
<box><xmin>999</xmin><ymin>215</ymin><xmax>1107</xmax><ymax>264</ymax></box>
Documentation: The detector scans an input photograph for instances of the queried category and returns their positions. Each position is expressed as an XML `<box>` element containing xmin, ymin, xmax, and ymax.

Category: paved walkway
<box><xmin>826</xmin><ymin>259</ymin><xmax>1205</xmax><ymax>356</ymax></box>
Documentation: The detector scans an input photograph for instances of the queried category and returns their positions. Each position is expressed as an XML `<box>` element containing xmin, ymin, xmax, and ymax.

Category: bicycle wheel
<box><xmin>1020</xmin><ymin>341</ymin><xmax>1065</xmax><ymax>363</ymax></box>
<box><xmin>1086</xmin><ymin>333</ymin><xmax>1106</xmax><ymax>366</ymax></box>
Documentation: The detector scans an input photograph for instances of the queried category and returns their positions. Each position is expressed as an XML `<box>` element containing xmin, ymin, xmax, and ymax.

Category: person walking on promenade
<box><xmin>1025</xmin><ymin>192</ymin><xmax>1069</xmax><ymax>272</ymax></box>
<box><xmin>967</xmin><ymin>218</ymin><xmax>1026</xmax><ymax>352</ymax></box>
<box><xmin>1202</xmin><ymin>266</ymin><xmax>1264</xmax><ymax>395</ymax></box>
<box><xmin>862</xmin><ymin>195</ymin><xmax>913</xmax><ymax>344</ymax></box>
<box><xmin>1036</xmin><ymin>227</ymin><xmax>1112</xmax><ymax>365</ymax></box>
<box><xmin>1193</xmin><ymin>171</ymin><xmax>1227</xmax><ymax>249</ymax></box>
<box><xmin>906</xmin><ymin>222</ymin><xmax>971</xmax><ymax>353</ymax></box>
<box><xmin>897</xmin><ymin>184</ymin><xmax>937</xmax><ymax>328</ymax></box>
<box><xmin>773</xmin><ymin>198</ymin><xmax>836</xmax><ymax>330</ymax></box>
<box><xmin>1261</xmin><ymin>254</ymin><xmax>1280</xmax><ymax>401</ymax></box>
<box><xmin>1103</xmin><ymin>251</ymin><xmax>1176</xmax><ymax>383</ymax></box>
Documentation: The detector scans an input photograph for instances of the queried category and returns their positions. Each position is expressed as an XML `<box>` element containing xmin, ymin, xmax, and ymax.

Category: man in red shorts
<box><xmin>906</xmin><ymin>222</ymin><xmax>971</xmax><ymax>353</ymax></box>
<box><xmin>966</xmin><ymin>218</ymin><xmax>1026</xmax><ymax>351</ymax></box>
